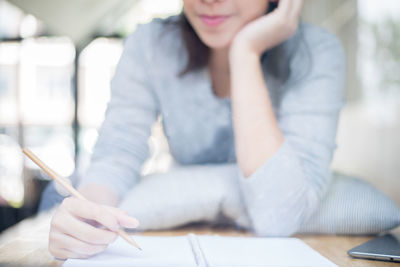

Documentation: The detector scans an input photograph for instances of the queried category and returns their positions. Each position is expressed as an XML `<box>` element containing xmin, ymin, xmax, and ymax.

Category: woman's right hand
<box><xmin>49</xmin><ymin>197</ymin><xmax>139</xmax><ymax>260</ymax></box>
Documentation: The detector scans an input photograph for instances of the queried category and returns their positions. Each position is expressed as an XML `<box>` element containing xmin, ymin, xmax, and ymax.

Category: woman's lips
<box><xmin>199</xmin><ymin>15</ymin><xmax>229</xmax><ymax>27</ymax></box>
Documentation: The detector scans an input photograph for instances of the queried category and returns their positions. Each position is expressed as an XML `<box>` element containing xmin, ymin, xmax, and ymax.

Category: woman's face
<box><xmin>183</xmin><ymin>0</ymin><xmax>270</xmax><ymax>49</ymax></box>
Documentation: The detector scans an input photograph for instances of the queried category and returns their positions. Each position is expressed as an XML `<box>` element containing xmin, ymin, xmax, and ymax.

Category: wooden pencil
<box><xmin>22</xmin><ymin>148</ymin><xmax>142</xmax><ymax>250</ymax></box>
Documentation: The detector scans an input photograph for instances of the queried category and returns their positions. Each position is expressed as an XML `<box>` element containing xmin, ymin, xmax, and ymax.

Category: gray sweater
<box><xmin>79</xmin><ymin>17</ymin><xmax>346</xmax><ymax>236</ymax></box>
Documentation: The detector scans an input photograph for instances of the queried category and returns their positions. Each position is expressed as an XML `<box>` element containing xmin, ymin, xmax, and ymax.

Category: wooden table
<box><xmin>0</xmin><ymin>211</ymin><xmax>399</xmax><ymax>266</ymax></box>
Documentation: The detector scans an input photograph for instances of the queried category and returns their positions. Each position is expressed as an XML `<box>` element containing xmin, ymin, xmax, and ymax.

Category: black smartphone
<box><xmin>348</xmin><ymin>233</ymin><xmax>400</xmax><ymax>262</ymax></box>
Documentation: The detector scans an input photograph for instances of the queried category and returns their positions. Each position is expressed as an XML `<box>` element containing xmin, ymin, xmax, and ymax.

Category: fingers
<box><xmin>49</xmin><ymin>248</ymin><xmax>83</xmax><ymax>260</ymax></box>
<box><xmin>105</xmin><ymin>206</ymin><xmax>140</xmax><ymax>229</ymax></box>
<box><xmin>50</xmin><ymin>232</ymin><xmax>107</xmax><ymax>257</ymax></box>
<box><xmin>49</xmin><ymin>247</ymin><xmax>90</xmax><ymax>260</ymax></box>
<box><xmin>275</xmin><ymin>0</ymin><xmax>291</xmax><ymax>15</ymax></box>
<box><xmin>62</xmin><ymin>197</ymin><xmax>119</xmax><ymax>231</ymax></box>
<box><xmin>290</xmin><ymin>0</ymin><xmax>304</xmax><ymax>18</ymax></box>
<box><xmin>276</xmin><ymin>0</ymin><xmax>304</xmax><ymax>18</ymax></box>
<box><xmin>54</xmin><ymin>205</ymin><xmax>118</xmax><ymax>245</ymax></box>
<box><xmin>271</xmin><ymin>0</ymin><xmax>302</xmax><ymax>38</ymax></box>
<box><xmin>48</xmin><ymin>197</ymin><xmax>141</xmax><ymax>259</ymax></box>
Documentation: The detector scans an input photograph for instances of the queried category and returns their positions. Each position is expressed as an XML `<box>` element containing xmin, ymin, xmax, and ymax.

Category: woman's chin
<box><xmin>200</xmin><ymin>35</ymin><xmax>233</xmax><ymax>50</ymax></box>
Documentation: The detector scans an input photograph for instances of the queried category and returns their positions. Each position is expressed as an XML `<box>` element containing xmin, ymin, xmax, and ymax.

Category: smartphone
<box><xmin>348</xmin><ymin>233</ymin><xmax>400</xmax><ymax>262</ymax></box>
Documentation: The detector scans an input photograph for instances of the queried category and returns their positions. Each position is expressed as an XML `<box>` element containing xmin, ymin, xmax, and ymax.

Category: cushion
<box><xmin>298</xmin><ymin>173</ymin><xmax>400</xmax><ymax>234</ymax></box>
<box><xmin>119</xmin><ymin>164</ymin><xmax>400</xmax><ymax>235</ymax></box>
<box><xmin>119</xmin><ymin>164</ymin><xmax>248</xmax><ymax>230</ymax></box>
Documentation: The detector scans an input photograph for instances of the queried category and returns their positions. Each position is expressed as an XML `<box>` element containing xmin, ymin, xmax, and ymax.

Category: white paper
<box><xmin>64</xmin><ymin>235</ymin><xmax>197</xmax><ymax>267</ymax></box>
<box><xmin>197</xmin><ymin>235</ymin><xmax>337</xmax><ymax>267</ymax></box>
<box><xmin>64</xmin><ymin>235</ymin><xmax>337</xmax><ymax>267</ymax></box>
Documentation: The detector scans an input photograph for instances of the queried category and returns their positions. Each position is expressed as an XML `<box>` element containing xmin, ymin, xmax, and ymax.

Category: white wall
<box><xmin>302</xmin><ymin>0</ymin><xmax>400</xmax><ymax>206</ymax></box>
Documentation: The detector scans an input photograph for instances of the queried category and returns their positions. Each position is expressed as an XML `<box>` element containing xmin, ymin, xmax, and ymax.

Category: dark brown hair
<box><xmin>178</xmin><ymin>3</ymin><xmax>278</xmax><ymax>76</ymax></box>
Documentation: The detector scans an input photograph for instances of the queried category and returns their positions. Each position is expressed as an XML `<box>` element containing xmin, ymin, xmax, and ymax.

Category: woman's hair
<box><xmin>178</xmin><ymin>3</ymin><xmax>278</xmax><ymax>76</ymax></box>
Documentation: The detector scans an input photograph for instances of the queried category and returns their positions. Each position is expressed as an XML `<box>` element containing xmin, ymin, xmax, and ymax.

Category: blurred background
<box><xmin>0</xmin><ymin>0</ymin><xmax>399</xmax><ymax>232</ymax></box>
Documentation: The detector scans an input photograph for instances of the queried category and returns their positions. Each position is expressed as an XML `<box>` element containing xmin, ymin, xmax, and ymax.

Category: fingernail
<box><xmin>128</xmin><ymin>217</ymin><xmax>140</xmax><ymax>228</ymax></box>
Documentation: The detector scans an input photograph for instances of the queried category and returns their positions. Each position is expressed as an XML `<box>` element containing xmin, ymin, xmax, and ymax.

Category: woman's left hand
<box><xmin>230</xmin><ymin>0</ymin><xmax>304</xmax><ymax>58</ymax></box>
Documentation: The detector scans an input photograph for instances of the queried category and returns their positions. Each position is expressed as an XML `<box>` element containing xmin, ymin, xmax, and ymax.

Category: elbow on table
<box><xmin>249</xmin><ymin>186</ymin><xmax>320</xmax><ymax>237</ymax></box>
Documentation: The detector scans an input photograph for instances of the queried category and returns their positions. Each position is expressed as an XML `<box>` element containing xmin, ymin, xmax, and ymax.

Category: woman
<box><xmin>48</xmin><ymin>0</ymin><xmax>345</xmax><ymax>259</ymax></box>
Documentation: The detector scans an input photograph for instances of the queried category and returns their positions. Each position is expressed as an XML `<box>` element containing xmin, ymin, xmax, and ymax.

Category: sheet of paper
<box><xmin>63</xmin><ymin>235</ymin><xmax>197</xmax><ymax>267</ymax></box>
<box><xmin>64</xmin><ymin>235</ymin><xmax>337</xmax><ymax>267</ymax></box>
<box><xmin>197</xmin><ymin>235</ymin><xmax>337</xmax><ymax>267</ymax></box>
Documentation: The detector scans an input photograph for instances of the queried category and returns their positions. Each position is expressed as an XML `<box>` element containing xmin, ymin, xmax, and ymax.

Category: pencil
<box><xmin>22</xmin><ymin>148</ymin><xmax>142</xmax><ymax>250</ymax></box>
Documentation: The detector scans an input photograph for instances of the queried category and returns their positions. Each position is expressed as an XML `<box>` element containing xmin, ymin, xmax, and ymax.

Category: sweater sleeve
<box><xmin>79</xmin><ymin>24</ymin><xmax>159</xmax><ymax>198</ymax></box>
<box><xmin>237</xmin><ymin>26</ymin><xmax>346</xmax><ymax>236</ymax></box>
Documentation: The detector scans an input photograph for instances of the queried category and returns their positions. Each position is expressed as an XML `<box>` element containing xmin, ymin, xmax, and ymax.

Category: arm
<box><xmin>48</xmin><ymin>25</ymin><xmax>158</xmax><ymax>259</ymax></box>
<box><xmin>78</xmin><ymin>25</ymin><xmax>159</xmax><ymax>205</ymax></box>
<box><xmin>229</xmin><ymin>1</ymin><xmax>346</xmax><ymax>236</ymax></box>
<box><xmin>229</xmin><ymin>48</ymin><xmax>284</xmax><ymax>178</ymax></box>
<box><xmin>230</xmin><ymin>0</ymin><xmax>302</xmax><ymax>177</ymax></box>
